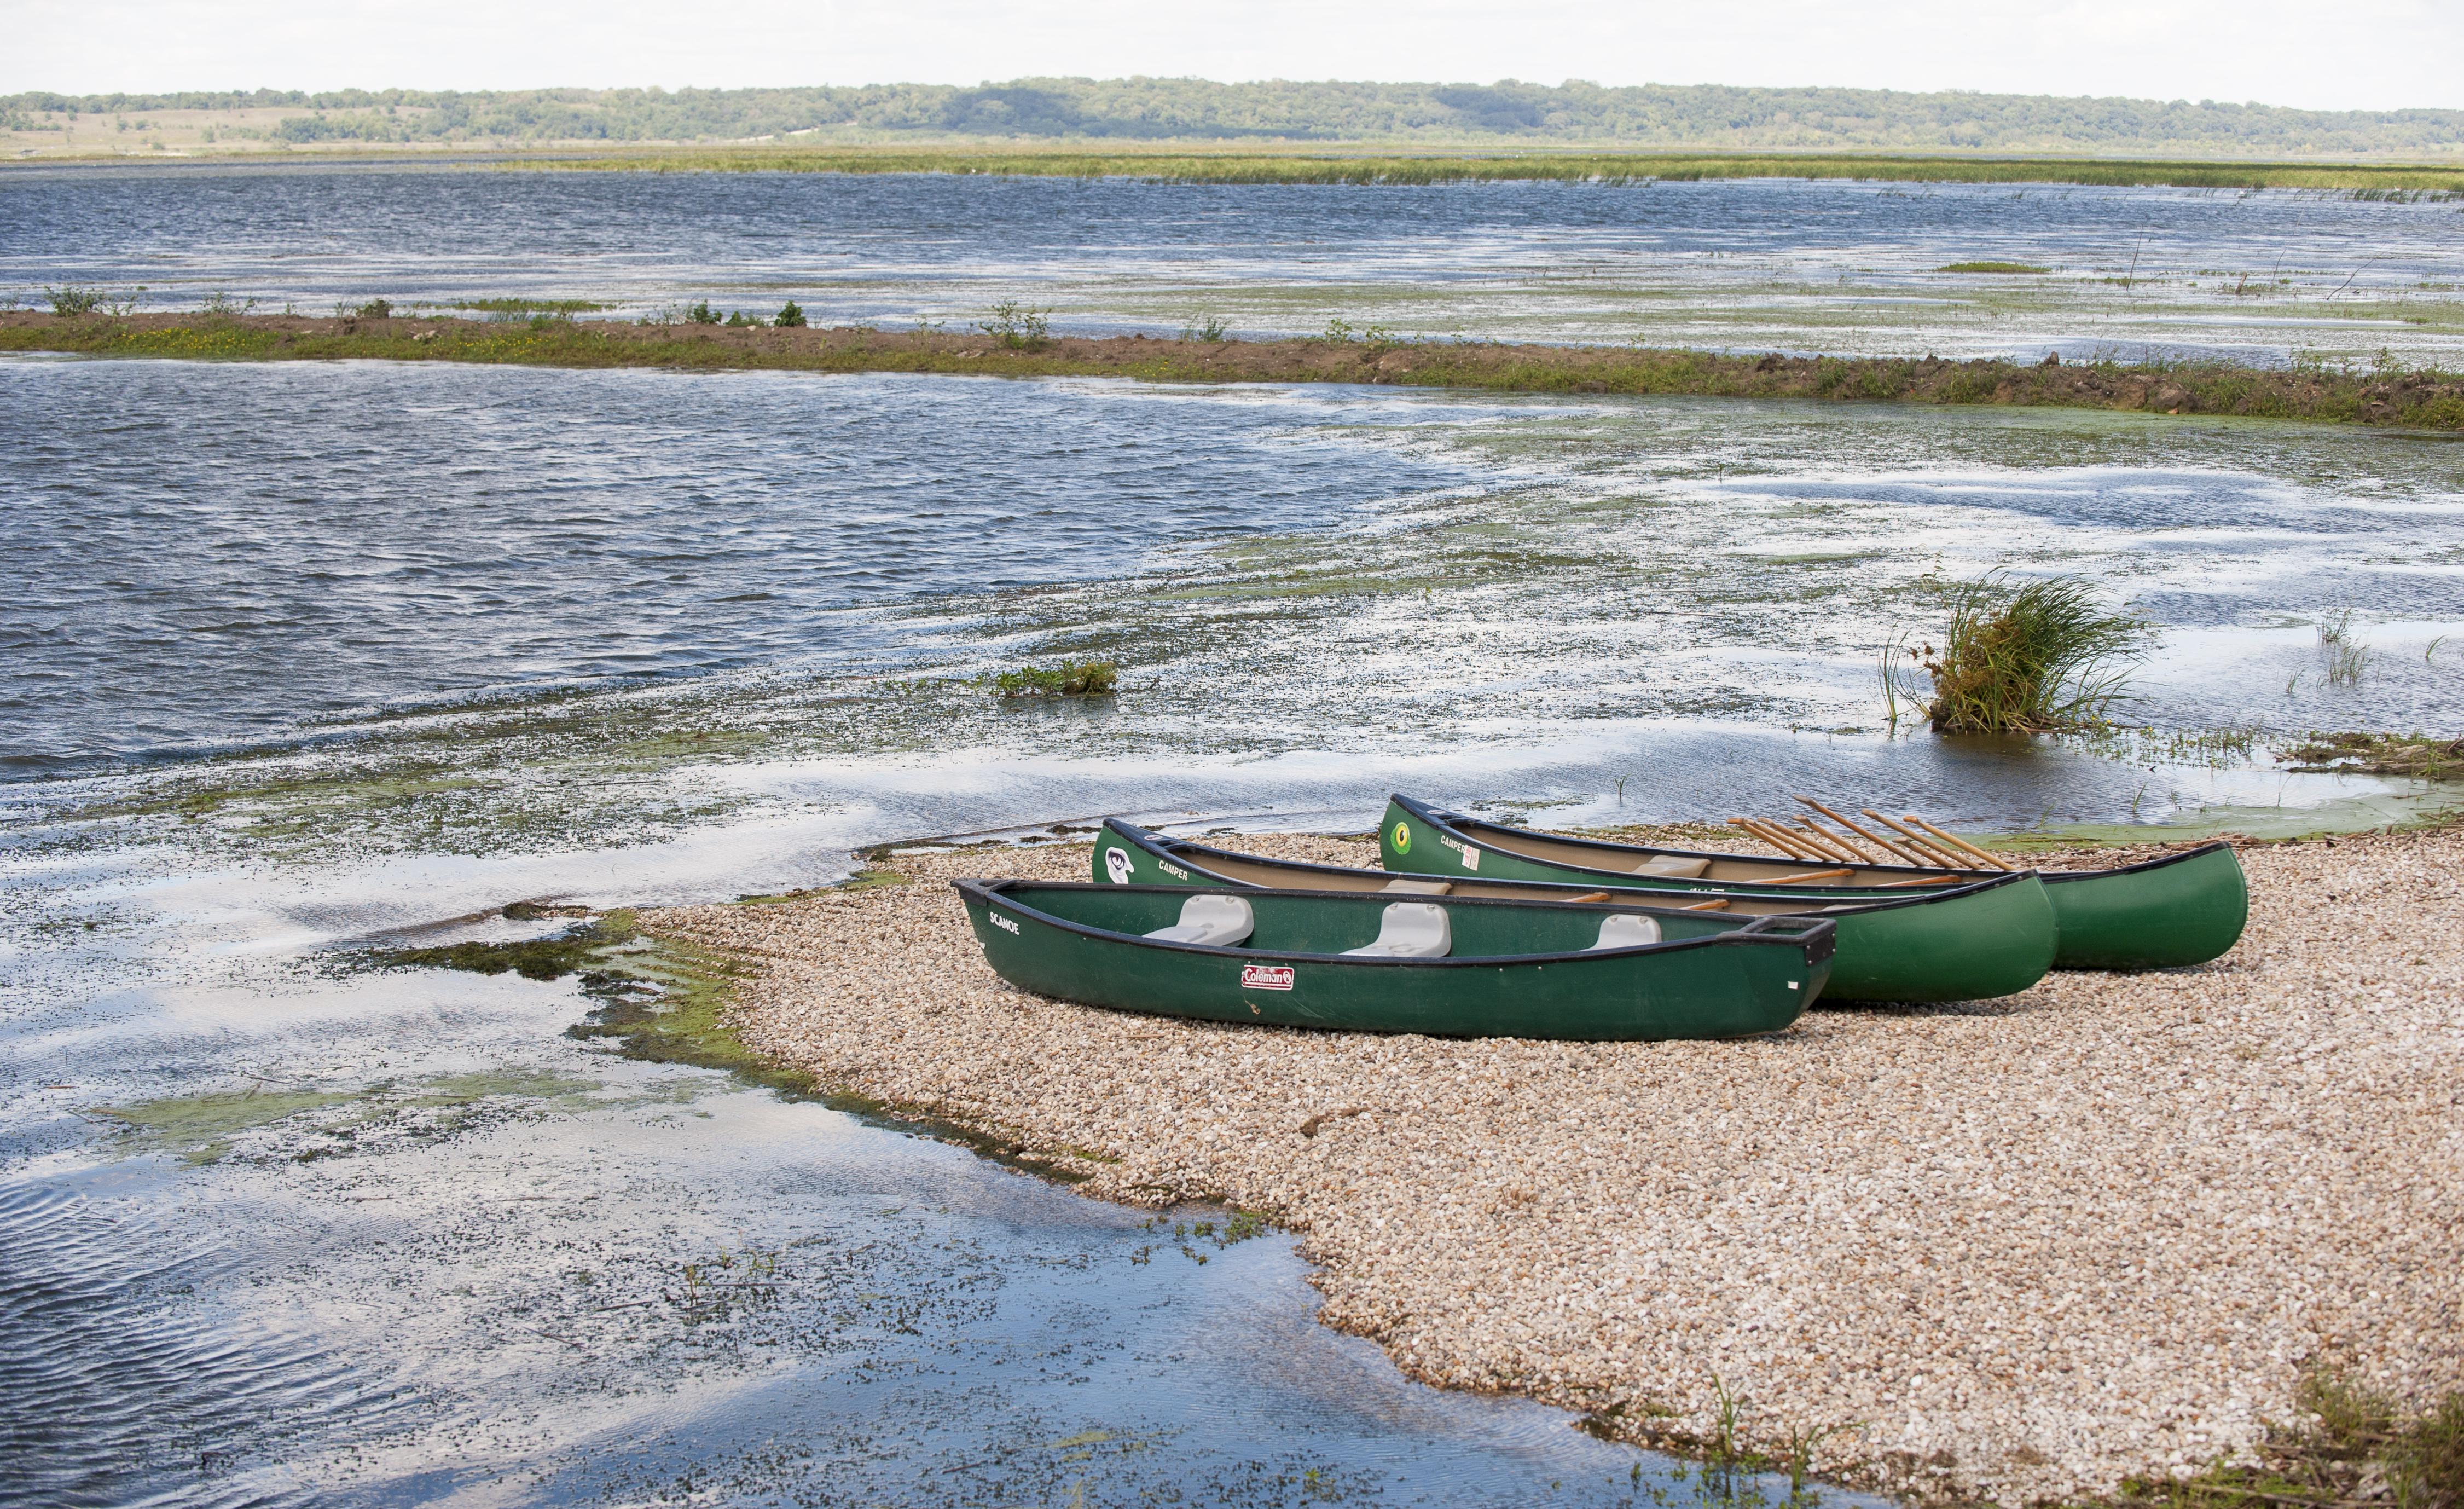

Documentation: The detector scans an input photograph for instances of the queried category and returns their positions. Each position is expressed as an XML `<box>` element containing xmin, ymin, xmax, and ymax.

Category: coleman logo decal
<box><xmin>1240</xmin><ymin>964</ymin><xmax>1295</xmax><ymax>991</ymax></box>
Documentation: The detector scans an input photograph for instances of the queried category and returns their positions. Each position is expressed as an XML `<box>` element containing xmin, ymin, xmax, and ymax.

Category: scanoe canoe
<box><xmin>1091</xmin><ymin>817</ymin><xmax>2055</xmax><ymax>1004</ymax></box>
<box><xmin>1378</xmin><ymin>794</ymin><xmax>2244</xmax><ymax>972</ymax></box>
<box><xmin>957</xmin><ymin>879</ymin><xmax>1832</xmax><ymax>1041</ymax></box>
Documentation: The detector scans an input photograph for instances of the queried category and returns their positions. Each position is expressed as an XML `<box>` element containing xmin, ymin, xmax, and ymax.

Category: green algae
<box><xmin>92</xmin><ymin>1067</ymin><xmax>606</xmax><ymax>1164</ymax></box>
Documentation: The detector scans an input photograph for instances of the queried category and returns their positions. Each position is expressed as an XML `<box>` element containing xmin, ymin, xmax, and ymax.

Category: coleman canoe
<box><xmin>957</xmin><ymin>879</ymin><xmax>1833</xmax><ymax>1040</ymax></box>
<box><xmin>1377</xmin><ymin>794</ymin><xmax>2245</xmax><ymax>972</ymax></box>
<box><xmin>1092</xmin><ymin>818</ymin><xmax>2056</xmax><ymax>1003</ymax></box>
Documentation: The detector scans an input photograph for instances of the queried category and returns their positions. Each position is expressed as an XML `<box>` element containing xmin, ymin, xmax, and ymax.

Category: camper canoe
<box><xmin>956</xmin><ymin>879</ymin><xmax>1832</xmax><ymax>1041</ymax></box>
<box><xmin>1376</xmin><ymin>794</ymin><xmax>2245</xmax><ymax>972</ymax></box>
<box><xmin>1091</xmin><ymin>818</ymin><xmax>2056</xmax><ymax>1003</ymax></box>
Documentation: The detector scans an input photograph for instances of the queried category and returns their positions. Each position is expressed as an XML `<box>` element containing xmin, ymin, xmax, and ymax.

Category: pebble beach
<box><xmin>649</xmin><ymin>826</ymin><xmax>2464</xmax><ymax>1505</ymax></box>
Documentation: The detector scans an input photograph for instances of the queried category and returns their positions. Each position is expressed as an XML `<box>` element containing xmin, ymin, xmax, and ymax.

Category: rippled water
<box><xmin>7</xmin><ymin>170</ymin><xmax>2464</xmax><ymax>1506</ymax></box>
<box><xmin>5</xmin><ymin>163</ymin><xmax>2462</xmax><ymax>364</ymax></box>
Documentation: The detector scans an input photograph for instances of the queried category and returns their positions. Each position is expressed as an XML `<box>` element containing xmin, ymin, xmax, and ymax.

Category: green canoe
<box><xmin>957</xmin><ymin>879</ymin><xmax>1833</xmax><ymax>1041</ymax></box>
<box><xmin>1378</xmin><ymin>794</ymin><xmax>2245</xmax><ymax>972</ymax></box>
<box><xmin>1092</xmin><ymin>818</ymin><xmax>2055</xmax><ymax>1004</ymax></box>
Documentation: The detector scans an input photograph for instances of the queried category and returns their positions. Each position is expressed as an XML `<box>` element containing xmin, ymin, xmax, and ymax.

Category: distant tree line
<box><xmin>7</xmin><ymin>79</ymin><xmax>2461</xmax><ymax>156</ymax></box>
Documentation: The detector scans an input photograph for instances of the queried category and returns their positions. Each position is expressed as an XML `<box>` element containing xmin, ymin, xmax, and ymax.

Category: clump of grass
<box><xmin>977</xmin><ymin>299</ymin><xmax>1051</xmax><ymax>349</ymax></box>
<box><xmin>2125</xmin><ymin>1376</ymin><xmax>2464</xmax><ymax>1509</ymax></box>
<box><xmin>987</xmin><ymin>658</ymin><xmax>1118</xmax><ymax>697</ymax></box>
<box><xmin>723</xmin><ymin>309</ymin><xmax>764</xmax><ymax>327</ymax></box>
<box><xmin>2317</xmin><ymin>611</ymin><xmax>2372</xmax><ymax>687</ymax></box>
<box><xmin>1938</xmin><ymin>260</ymin><xmax>2051</xmax><ymax>273</ymax></box>
<box><xmin>199</xmin><ymin>290</ymin><xmax>258</xmax><ymax>316</ymax></box>
<box><xmin>685</xmin><ymin>299</ymin><xmax>721</xmax><ymax>325</ymax></box>
<box><xmin>45</xmin><ymin>284</ymin><xmax>105</xmax><ymax>315</ymax></box>
<box><xmin>774</xmin><ymin>300</ymin><xmax>806</xmax><ymax>327</ymax></box>
<box><xmin>1919</xmin><ymin>574</ymin><xmax>2150</xmax><ymax>734</ymax></box>
<box><xmin>335</xmin><ymin>297</ymin><xmax>393</xmax><ymax>319</ymax></box>
<box><xmin>1180</xmin><ymin>313</ymin><xmax>1229</xmax><ymax>342</ymax></box>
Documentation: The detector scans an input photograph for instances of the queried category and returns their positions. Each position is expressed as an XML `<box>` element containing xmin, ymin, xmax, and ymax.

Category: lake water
<box><xmin>5</xmin><ymin>162</ymin><xmax>2463</xmax><ymax>365</ymax></box>
<box><xmin>5</xmin><ymin>164</ymin><xmax>2463</xmax><ymax>1507</ymax></box>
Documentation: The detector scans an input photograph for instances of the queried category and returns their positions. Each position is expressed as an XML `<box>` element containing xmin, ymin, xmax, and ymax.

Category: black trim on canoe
<box><xmin>1389</xmin><ymin>792</ymin><xmax>1992</xmax><ymax>882</ymax></box>
<box><xmin>956</xmin><ymin>879</ymin><xmax>1837</xmax><ymax>970</ymax></box>
<box><xmin>1109</xmin><ymin>817</ymin><xmax>2040</xmax><ymax>919</ymax></box>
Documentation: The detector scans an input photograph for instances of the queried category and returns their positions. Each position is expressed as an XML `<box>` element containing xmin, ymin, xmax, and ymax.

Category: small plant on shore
<box><xmin>1918</xmin><ymin>573</ymin><xmax>2150</xmax><ymax>734</ymax></box>
<box><xmin>774</xmin><ymin>300</ymin><xmax>807</xmax><ymax>327</ymax></box>
<box><xmin>723</xmin><ymin>310</ymin><xmax>764</xmax><ymax>327</ymax></box>
<box><xmin>2125</xmin><ymin>1377</ymin><xmax>2464</xmax><ymax>1509</ymax></box>
<box><xmin>986</xmin><ymin>659</ymin><xmax>1118</xmax><ymax>697</ymax></box>
<box><xmin>341</xmin><ymin>297</ymin><xmax>393</xmax><ymax>319</ymax></box>
<box><xmin>1938</xmin><ymin>260</ymin><xmax>2051</xmax><ymax>274</ymax></box>
<box><xmin>1180</xmin><ymin>313</ymin><xmax>1229</xmax><ymax>342</ymax></box>
<box><xmin>199</xmin><ymin>290</ymin><xmax>258</xmax><ymax>316</ymax></box>
<box><xmin>976</xmin><ymin>299</ymin><xmax>1051</xmax><ymax>349</ymax></box>
<box><xmin>686</xmin><ymin>300</ymin><xmax>721</xmax><ymax>325</ymax></box>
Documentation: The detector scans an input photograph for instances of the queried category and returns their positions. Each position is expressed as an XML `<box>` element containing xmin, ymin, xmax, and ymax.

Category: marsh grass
<box><xmin>1180</xmin><ymin>313</ymin><xmax>1229</xmax><ymax>342</ymax></box>
<box><xmin>445</xmin><ymin>297</ymin><xmax>608</xmax><ymax>314</ymax></box>
<box><xmin>1938</xmin><ymin>261</ymin><xmax>2050</xmax><ymax>274</ymax></box>
<box><xmin>1920</xmin><ymin>574</ymin><xmax>2149</xmax><ymax>734</ymax></box>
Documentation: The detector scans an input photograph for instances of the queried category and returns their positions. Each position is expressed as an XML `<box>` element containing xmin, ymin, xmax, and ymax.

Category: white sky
<box><xmin>8</xmin><ymin>0</ymin><xmax>2461</xmax><ymax>113</ymax></box>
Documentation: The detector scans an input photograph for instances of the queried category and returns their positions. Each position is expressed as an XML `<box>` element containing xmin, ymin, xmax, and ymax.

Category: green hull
<box><xmin>958</xmin><ymin>880</ymin><xmax>1831</xmax><ymax>1041</ymax></box>
<box><xmin>2042</xmin><ymin>845</ymin><xmax>2248</xmax><ymax>969</ymax></box>
<box><xmin>1094</xmin><ymin>819</ymin><xmax>2054</xmax><ymax>1004</ymax></box>
<box><xmin>1368</xmin><ymin>801</ymin><xmax>2056</xmax><ymax>1002</ymax></box>
<box><xmin>1380</xmin><ymin>795</ymin><xmax>2245</xmax><ymax>973</ymax></box>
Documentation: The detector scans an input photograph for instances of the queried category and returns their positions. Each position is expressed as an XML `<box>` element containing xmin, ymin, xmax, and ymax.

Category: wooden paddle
<box><xmin>1860</xmin><ymin>811</ymin><xmax>1974</xmax><ymax>869</ymax></box>
<box><xmin>1904</xmin><ymin>815</ymin><xmax>2017</xmax><ymax>872</ymax></box>
<box><xmin>1793</xmin><ymin>796</ymin><xmax>1934</xmax><ymax>866</ymax></box>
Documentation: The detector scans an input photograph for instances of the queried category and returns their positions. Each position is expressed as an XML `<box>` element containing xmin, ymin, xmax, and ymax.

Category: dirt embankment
<box><xmin>6</xmin><ymin>311</ymin><xmax>2461</xmax><ymax>430</ymax></box>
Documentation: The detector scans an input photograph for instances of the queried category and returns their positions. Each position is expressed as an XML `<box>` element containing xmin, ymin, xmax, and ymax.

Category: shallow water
<box><xmin>5</xmin><ymin>164</ymin><xmax>2462</xmax><ymax>365</ymax></box>
<box><xmin>7</xmin><ymin>174</ymin><xmax>2464</xmax><ymax>1505</ymax></box>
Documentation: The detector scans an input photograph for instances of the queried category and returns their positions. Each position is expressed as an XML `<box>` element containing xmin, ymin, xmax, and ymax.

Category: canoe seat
<box><xmin>1379</xmin><ymin>877</ymin><xmax>1453</xmax><ymax>895</ymax></box>
<box><xmin>1340</xmin><ymin>901</ymin><xmax>1452</xmax><ymax>959</ymax></box>
<box><xmin>1585</xmin><ymin>913</ymin><xmax>1663</xmax><ymax>951</ymax></box>
<box><xmin>1144</xmin><ymin>893</ymin><xmax>1255</xmax><ymax>947</ymax></box>
<box><xmin>1633</xmin><ymin>855</ymin><xmax>1709</xmax><ymax>878</ymax></box>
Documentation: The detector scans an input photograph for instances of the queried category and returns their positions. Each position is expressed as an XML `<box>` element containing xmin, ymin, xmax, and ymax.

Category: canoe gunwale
<box><xmin>1389</xmin><ymin>792</ymin><xmax>1995</xmax><ymax>883</ymax></box>
<box><xmin>1329</xmin><ymin>808</ymin><xmax>2046</xmax><ymax>916</ymax></box>
<box><xmin>2034</xmin><ymin>840</ymin><xmax>2237</xmax><ymax>884</ymax></box>
<box><xmin>957</xmin><ymin>878</ymin><xmax>1837</xmax><ymax>970</ymax></box>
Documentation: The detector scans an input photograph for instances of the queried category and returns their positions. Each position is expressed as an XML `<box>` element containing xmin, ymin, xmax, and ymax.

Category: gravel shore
<box><xmin>650</xmin><ymin>826</ymin><xmax>2464</xmax><ymax>1504</ymax></box>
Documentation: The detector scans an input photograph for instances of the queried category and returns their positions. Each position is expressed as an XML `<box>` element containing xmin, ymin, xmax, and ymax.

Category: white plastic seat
<box><xmin>1585</xmin><ymin>913</ymin><xmax>1663</xmax><ymax>951</ymax></box>
<box><xmin>1633</xmin><ymin>855</ymin><xmax>1709</xmax><ymax>878</ymax></box>
<box><xmin>1143</xmin><ymin>893</ymin><xmax>1255</xmax><ymax>946</ymax></box>
<box><xmin>1340</xmin><ymin>901</ymin><xmax>1452</xmax><ymax>959</ymax></box>
<box><xmin>1379</xmin><ymin>877</ymin><xmax>1453</xmax><ymax>895</ymax></box>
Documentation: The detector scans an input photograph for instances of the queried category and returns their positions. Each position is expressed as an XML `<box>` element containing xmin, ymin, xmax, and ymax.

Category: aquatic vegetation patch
<box><xmin>1937</xmin><ymin>261</ymin><xmax>2051</xmax><ymax>274</ymax></box>
<box><xmin>1906</xmin><ymin>574</ymin><xmax>2150</xmax><ymax>735</ymax></box>
<box><xmin>989</xmin><ymin>658</ymin><xmax>1118</xmax><ymax>697</ymax></box>
<box><xmin>2278</xmin><ymin>731</ymin><xmax>2464</xmax><ymax>780</ymax></box>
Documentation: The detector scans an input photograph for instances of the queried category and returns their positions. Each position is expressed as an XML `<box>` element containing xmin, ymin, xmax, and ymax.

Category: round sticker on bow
<box><xmin>1104</xmin><ymin>847</ymin><xmax>1135</xmax><ymax>884</ymax></box>
<box><xmin>1391</xmin><ymin>820</ymin><xmax>1412</xmax><ymax>854</ymax></box>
